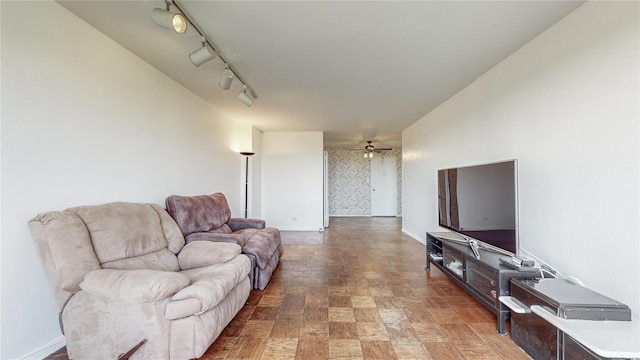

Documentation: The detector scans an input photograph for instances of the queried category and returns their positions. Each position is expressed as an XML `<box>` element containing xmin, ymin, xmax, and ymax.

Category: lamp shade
<box><xmin>219</xmin><ymin>68</ymin><xmax>234</xmax><ymax>90</ymax></box>
<box><xmin>152</xmin><ymin>8</ymin><xmax>187</xmax><ymax>33</ymax></box>
<box><xmin>189</xmin><ymin>44</ymin><xmax>216</xmax><ymax>66</ymax></box>
<box><xmin>238</xmin><ymin>89</ymin><xmax>254</xmax><ymax>107</ymax></box>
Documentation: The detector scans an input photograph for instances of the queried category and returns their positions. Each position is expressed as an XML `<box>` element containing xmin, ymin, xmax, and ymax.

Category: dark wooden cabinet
<box><xmin>426</xmin><ymin>232</ymin><xmax>540</xmax><ymax>334</ymax></box>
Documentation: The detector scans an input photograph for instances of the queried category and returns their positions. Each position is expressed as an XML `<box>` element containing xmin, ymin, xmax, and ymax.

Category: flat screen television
<box><xmin>437</xmin><ymin>160</ymin><xmax>518</xmax><ymax>256</ymax></box>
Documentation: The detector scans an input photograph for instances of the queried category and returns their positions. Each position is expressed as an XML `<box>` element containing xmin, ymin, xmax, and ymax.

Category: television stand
<box><xmin>426</xmin><ymin>232</ymin><xmax>540</xmax><ymax>335</ymax></box>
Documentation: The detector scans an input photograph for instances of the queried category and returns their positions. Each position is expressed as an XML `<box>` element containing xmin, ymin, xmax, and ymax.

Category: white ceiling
<box><xmin>58</xmin><ymin>0</ymin><xmax>584</xmax><ymax>150</ymax></box>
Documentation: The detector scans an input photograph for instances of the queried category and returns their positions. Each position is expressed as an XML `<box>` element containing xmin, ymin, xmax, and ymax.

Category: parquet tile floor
<box><xmin>46</xmin><ymin>217</ymin><xmax>531</xmax><ymax>359</ymax></box>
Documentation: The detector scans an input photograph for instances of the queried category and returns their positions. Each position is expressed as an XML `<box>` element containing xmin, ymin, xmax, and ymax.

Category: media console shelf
<box><xmin>426</xmin><ymin>231</ymin><xmax>540</xmax><ymax>335</ymax></box>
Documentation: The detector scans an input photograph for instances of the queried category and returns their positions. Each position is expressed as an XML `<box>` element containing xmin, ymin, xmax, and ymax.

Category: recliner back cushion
<box><xmin>165</xmin><ymin>193</ymin><xmax>232</xmax><ymax>235</ymax></box>
<box><xmin>28</xmin><ymin>211</ymin><xmax>102</xmax><ymax>294</ymax></box>
<box><xmin>71</xmin><ymin>202</ymin><xmax>181</xmax><ymax>271</ymax></box>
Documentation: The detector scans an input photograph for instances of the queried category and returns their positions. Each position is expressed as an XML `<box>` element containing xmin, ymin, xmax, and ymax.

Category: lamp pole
<box><xmin>240</xmin><ymin>152</ymin><xmax>255</xmax><ymax>218</ymax></box>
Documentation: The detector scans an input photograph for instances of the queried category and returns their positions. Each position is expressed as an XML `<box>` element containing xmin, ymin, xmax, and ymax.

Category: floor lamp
<box><xmin>240</xmin><ymin>151</ymin><xmax>255</xmax><ymax>218</ymax></box>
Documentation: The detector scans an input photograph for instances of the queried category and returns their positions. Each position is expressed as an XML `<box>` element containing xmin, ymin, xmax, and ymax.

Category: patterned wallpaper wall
<box><xmin>327</xmin><ymin>149</ymin><xmax>402</xmax><ymax>216</ymax></box>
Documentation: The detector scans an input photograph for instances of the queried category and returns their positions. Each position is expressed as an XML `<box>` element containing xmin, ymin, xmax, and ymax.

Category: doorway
<box><xmin>370</xmin><ymin>155</ymin><xmax>397</xmax><ymax>216</ymax></box>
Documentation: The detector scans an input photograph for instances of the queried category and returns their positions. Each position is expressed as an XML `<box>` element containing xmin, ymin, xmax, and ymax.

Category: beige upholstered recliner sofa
<box><xmin>28</xmin><ymin>202</ymin><xmax>252</xmax><ymax>360</ymax></box>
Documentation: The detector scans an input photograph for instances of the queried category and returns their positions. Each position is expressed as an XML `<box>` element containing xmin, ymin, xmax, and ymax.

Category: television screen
<box><xmin>438</xmin><ymin>160</ymin><xmax>518</xmax><ymax>255</ymax></box>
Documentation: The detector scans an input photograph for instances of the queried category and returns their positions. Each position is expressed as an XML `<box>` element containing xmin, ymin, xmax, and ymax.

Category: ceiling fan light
<box><xmin>152</xmin><ymin>8</ymin><xmax>187</xmax><ymax>33</ymax></box>
<box><xmin>365</xmin><ymin>140</ymin><xmax>375</xmax><ymax>152</ymax></box>
<box><xmin>189</xmin><ymin>44</ymin><xmax>216</xmax><ymax>66</ymax></box>
<box><xmin>219</xmin><ymin>67</ymin><xmax>234</xmax><ymax>90</ymax></box>
<box><xmin>238</xmin><ymin>87</ymin><xmax>254</xmax><ymax>107</ymax></box>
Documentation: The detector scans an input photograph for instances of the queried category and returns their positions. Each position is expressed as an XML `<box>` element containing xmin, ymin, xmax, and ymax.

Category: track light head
<box><xmin>238</xmin><ymin>86</ymin><xmax>254</xmax><ymax>107</ymax></box>
<box><xmin>152</xmin><ymin>7</ymin><xmax>187</xmax><ymax>33</ymax></box>
<box><xmin>219</xmin><ymin>66</ymin><xmax>234</xmax><ymax>90</ymax></box>
<box><xmin>189</xmin><ymin>43</ymin><xmax>216</xmax><ymax>66</ymax></box>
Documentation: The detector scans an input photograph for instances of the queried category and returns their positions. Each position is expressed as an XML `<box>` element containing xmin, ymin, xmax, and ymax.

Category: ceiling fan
<box><xmin>363</xmin><ymin>140</ymin><xmax>392</xmax><ymax>153</ymax></box>
<box><xmin>347</xmin><ymin>140</ymin><xmax>393</xmax><ymax>158</ymax></box>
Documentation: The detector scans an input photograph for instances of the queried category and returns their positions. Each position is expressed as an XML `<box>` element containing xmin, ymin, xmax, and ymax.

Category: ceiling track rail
<box><xmin>171</xmin><ymin>0</ymin><xmax>258</xmax><ymax>99</ymax></box>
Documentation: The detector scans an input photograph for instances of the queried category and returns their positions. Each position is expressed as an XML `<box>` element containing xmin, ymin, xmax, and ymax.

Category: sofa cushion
<box><xmin>70</xmin><ymin>202</ymin><xmax>182</xmax><ymax>267</ymax></box>
<box><xmin>185</xmin><ymin>231</ymin><xmax>249</xmax><ymax>246</ymax></box>
<box><xmin>165</xmin><ymin>193</ymin><xmax>231</xmax><ymax>235</ymax></box>
<box><xmin>28</xmin><ymin>211</ymin><xmax>101</xmax><ymax>293</ymax></box>
<box><xmin>178</xmin><ymin>241</ymin><xmax>242</xmax><ymax>270</ymax></box>
<box><xmin>233</xmin><ymin>227</ymin><xmax>260</xmax><ymax>238</ymax></box>
<box><xmin>243</xmin><ymin>227</ymin><xmax>282</xmax><ymax>269</ymax></box>
<box><xmin>172</xmin><ymin>255</ymin><xmax>251</xmax><ymax>313</ymax></box>
<box><xmin>227</xmin><ymin>218</ymin><xmax>265</xmax><ymax>231</ymax></box>
<box><xmin>208</xmin><ymin>224</ymin><xmax>232</xmax><ymax>234</ymax></box>
<box><xmin>165</xmin><ymin>298</ymin><xmax>203</xmax><ymax>320</ymax></box>
<box><xmin>102</xmin><ymin>248</ymin><xmax>179</xmax><ymax>272</ymax></box>
<box><xmin>80</xmin><ymin>269</ymin><xmax>190</xmax><ymax>304</ymax></box>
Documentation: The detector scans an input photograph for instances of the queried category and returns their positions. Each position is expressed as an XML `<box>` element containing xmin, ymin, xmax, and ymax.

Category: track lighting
<box><xmin>219</xmin><ymin>65</ymin><xmax>234</xmax><ymax>90</ymax></box>
<box><xmin>189</xmin><ymin>38</ymin><xmax>216</xmax><ymax>66</ymax></box>
<box><xmin>238</xmin><ymin>86</ymin><xmax>254</xmax><ymax>107</ymax></box>
<box><xmin>151</xmin><ymin>3</ymin><xmax>187</xmax><ymax>33</ymax></box>
<box><xmin>151</xmin><ymin>0</ymin><xmax>258</xmax><ymax>106</ymax></box>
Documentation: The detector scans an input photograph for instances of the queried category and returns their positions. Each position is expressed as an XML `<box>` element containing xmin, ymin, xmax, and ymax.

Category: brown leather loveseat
<box><xmin>165</xmin><ymin>192</ymin><xmax>282</xmax><ymax>290</ymax></box>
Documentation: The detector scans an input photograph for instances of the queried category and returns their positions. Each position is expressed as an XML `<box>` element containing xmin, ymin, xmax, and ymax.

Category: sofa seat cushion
<box><xmin>102</xmin><ymin>248</ymin><xmax>179</xmax><ymax>272</ymax></box>
<box><xmin>233</xmin><ymin>228</ymin><xmax>259</xmax><ymax>236</ymax></box>
<box><xmin>184</xmin><ymin>226</ymin><xmax>258</xmax><ymax>248</ymax></box>
<box><xmin>80</xmin><ymin>269</ymin><xmax>190</xmax><ymax>304</ymax></box>
<box><xmin>185</xmin><ymin>231</ymin><xmax>249</xmax><ymax>247</ymax></box>
<box><xmin>178</xmin><ymin>242</ymin><xmax>242</xmax><ymax>270</ymax></box>
<box><xmin>208</xmin><ymin>224</ymin><xmax>232</xmax><ymax>234</ymax></box>
<box><xmin>231</xmin><ymin>227</ymin><xmax>259</xmax><ymax>245</ymax></box>
<box><xmin>171</xmin><ymin>255</ymin><xmax>251</xmax><ymax>315</ymax></box>
<box><xmin>243</xmin><ymin>228</ymin><xmax>282</xmax><ymax>269</ymax></box>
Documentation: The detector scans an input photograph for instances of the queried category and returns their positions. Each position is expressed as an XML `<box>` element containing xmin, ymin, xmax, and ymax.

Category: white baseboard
<box><xmin>329</xmin><ymin>215</ymin><xmax>403</xmax><ymax>217</ymax></box>
<box><xmin>401</xmin><ymin>228</ymin><xmax>425</xmax><ymax>244</ymax></box>
<box><xmin>329</xmin><ymin>214</ymin><xmax>370</xmax><ymax>217</ymax></box>
<box><xmin>20</xmin><ymin>336</ymin><xmax>65</xmax><ymax>360</ymax></box>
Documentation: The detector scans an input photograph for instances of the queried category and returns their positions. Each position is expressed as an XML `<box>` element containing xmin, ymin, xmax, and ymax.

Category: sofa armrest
<box><xmin>79</xmin><ymin>269</ymin><xmax>189</xmax><ymax>304</ymax></box>
<box><xmin>178</xmin><ymin>241</ymin><xmax>242</xmax><ymax>270</ymax></box>
<box><xmin>228</xmin><ymin>217</ymin><xmax>265</xmax><ymax>231</ymax></box>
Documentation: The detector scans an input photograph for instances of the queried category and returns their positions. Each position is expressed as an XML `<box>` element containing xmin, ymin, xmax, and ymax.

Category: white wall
<box><xmin>403</xmin><ymin>1</ymin><xmax>639</xmax><ymax>317</ymax></box>
<box><xmin>262</xmin><ymin>132</ymin><xmax>324</xmax><ymax>230</ymax></box>
<box><xmin>250</xmin><ymin>126</ymin><xmax>263</xmax><ymax>218</ymax></box>
<box><xmin>0</xmin><ymin>2</ymin><xmax>251</xmax><ymax>358</ymax></box>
